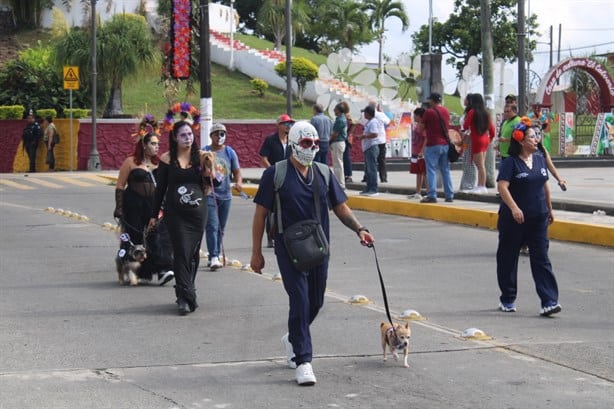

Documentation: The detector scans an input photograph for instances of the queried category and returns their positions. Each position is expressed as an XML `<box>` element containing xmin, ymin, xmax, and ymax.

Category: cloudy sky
<box><xmin>357</xmin><ymin>0</ymin><xmax>614</xmax><ymax>93</ymax></box>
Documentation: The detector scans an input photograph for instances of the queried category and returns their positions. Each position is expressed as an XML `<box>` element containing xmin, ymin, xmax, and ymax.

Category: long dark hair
<box><xmin>169</xmin><ymin>120</ymin><xmax>201</xmax><ymax>172</ymax></box>
<box><xmin>468</xmin><ymin>93</ymin><xmax>491</xmax><ymax>135</ymax></box>
<box><xmin>132</xmin><ymin>133</ymin><xmax>160</xmax><ymax>166</ymax></box>
<box><xmin>464</xmin><ymin>93</ymin><xmax>473</xmax><ymax>114</ymax></box>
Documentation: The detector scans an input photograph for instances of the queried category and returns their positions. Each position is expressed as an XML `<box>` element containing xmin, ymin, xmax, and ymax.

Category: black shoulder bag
<box><xmin>276</xmin><ymin>166</ymin><xmax>329</xmax><ymax>271</ymax></box>
<box><xmin>434</xmin><ymin>108</ymin><xmax>460</xmax><ymax>163</ymax></box>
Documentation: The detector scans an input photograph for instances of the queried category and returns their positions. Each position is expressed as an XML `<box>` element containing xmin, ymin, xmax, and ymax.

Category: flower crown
<box><xmin>131</xmin><ymin>114</ymin><xmax>160</xmax><ymax>141</ymax></box>
<box><xmin>163</xmin><ymin>102</ymin><xmax>200</xmax><ymax>132</ymax></box>
<box><xmin>512</xmin><ymin>116</ymin><xmax>532</xmax><ymax>142</ymax></box>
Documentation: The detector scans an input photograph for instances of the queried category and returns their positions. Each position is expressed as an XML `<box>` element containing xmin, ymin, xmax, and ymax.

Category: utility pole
<box><xmin>200</xmin><ymin>0</ymin><xmax>212</xmax><ymax>148</ymax></box>
<box><xmin>87</xmin><ymin>0</ymin><xmax>100</xmax><ymax>171</ymax></box>
<box><xmin>285</xmin><ymin>0</ymin><xmax>292</xmax><ymax>115</ymax></box>
<box><xmin>549</xmin><ymin>25</ymin><xmax>553</xmax><ymax>68</ymax></box>
<box><xmin>517</xmin><ymin>0</ymin><xmax>527</xmax><ymax>115</ymax></box>
<box><xmin>480</xmin><ymin>0</ymin><xmax>496</xmax><ymax>188</ymax></box>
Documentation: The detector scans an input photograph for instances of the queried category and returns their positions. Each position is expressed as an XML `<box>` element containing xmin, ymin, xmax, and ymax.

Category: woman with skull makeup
<box><xmin>149</xmin><ymin>120</ymin><xmax>219</xmax><ymax>315</ymax></box>
<box><xmin>114</xmin><ymin>116</ymin><xmax>174</xmax><ymax>285</ymax></box>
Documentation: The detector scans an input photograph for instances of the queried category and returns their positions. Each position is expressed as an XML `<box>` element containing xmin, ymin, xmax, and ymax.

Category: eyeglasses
<box><xmin>281</xmin><ymin>122</ymin><xmax>294</xmax><ymax>127</ymax></box>
<box><xmin>298</xmin><ymin>138</ymin><xmax>319</xmax><ymax>149</ymax></box>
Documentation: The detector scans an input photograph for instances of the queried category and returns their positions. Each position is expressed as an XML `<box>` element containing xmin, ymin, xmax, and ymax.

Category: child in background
<box><xmin>409</xmin><ymin>108</ymin><xmax>427</xmax><ymax>199</ymax></box>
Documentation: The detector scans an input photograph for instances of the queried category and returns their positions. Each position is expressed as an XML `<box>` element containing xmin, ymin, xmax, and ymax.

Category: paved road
<box><xmin>0</xmin><ymin>175</ymin><xmax>612</xmax><ymax>408</ymax></box>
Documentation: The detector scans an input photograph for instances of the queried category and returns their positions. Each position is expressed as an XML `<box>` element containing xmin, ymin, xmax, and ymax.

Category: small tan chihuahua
<box><xmin>380</xmin><ymin>321</ymin><xmax>411</xmax><ymax>368</ymax></box>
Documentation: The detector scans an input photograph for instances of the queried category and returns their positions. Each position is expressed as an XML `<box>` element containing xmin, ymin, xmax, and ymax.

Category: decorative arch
<box><xmin>535</xmin><ymin>57</ymin><xmax>614</xmax><ymax>112</ymax></box>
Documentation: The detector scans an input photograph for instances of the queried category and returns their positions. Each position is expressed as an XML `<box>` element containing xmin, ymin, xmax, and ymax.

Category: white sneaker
<box><xmin>470</xmin><ymin>186</ymin><xmax>488</xmax><ymax>194</ymax></box>
<box><xmin>295</xmin><ymin>362</ymin><xmax>316</xmax><ymax>386</ymax></box>
<box><xmin>158</xmin><ymin>270</ymin><xmax>174</xmax><ymax>286</ymax></box>
<box><xmin>210</xmin><ymin>256</ymin><xmax>223</xmax><ymax>270</ymax></box>
<box><xmin>281</xmin><ymin>333</ymin><xmax>296</xmax><ymax>368</ymax></box>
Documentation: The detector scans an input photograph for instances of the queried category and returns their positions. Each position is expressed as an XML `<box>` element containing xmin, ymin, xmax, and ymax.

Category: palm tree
<box><xmin>257</xmin><ymin>0</ymin><xmax>310</xmax><ymax>51</ymax></box>
<box><xmin>362</xmin><ymin>0</ymin><xmax>409</xmax><ymax>72</ymax></box>
<box><xmin>323</xmin><ymin>1</ymin><xmax>372</xmax><ymax>52</ymax></box>
<box><xmin>53</xmin><ymin>13</ymin><xmax>156</xmax><ymax>117</ymax></box>
<box><xmin>98</xmin><ymin>13</ymin><xmax>156</xmax><ymax>117</ymax></box>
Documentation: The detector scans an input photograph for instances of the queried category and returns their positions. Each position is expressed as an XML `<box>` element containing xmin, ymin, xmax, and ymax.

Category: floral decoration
<box><xmin>131</xmin><ymin>114</ymin><xmax>160</xmax><ymax>141</ymax></box>
<box><xmin>163</xmin><ymin>102</ymin><xmax>200</xmax><ymax>132</ymax></box>
<box><xmin>512</xmin><ymin>116</ymin><xmax>532</xmax><ymax>142</ymax></box>
<box><xmin>171</xmin><ymin>0</ymin><xmax>191</xmax><ymax>79</ymax></box>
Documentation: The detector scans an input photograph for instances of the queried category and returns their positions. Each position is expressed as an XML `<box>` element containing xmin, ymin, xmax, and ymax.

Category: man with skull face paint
<box><xmin>251</xmin><ymin>121</ymin><xmax>375</xmax><ymax>386</ymax></box>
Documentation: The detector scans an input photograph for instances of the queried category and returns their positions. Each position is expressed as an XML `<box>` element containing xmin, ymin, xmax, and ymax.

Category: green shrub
<box><xmin>63</xmin><ymin>108</ymin><xmax>90</xmax><ymax>118</ymax></box>
<box><xmin>0</xmin><ymin>105</ymin><xmax>25</xmax><ymax>119</ymax></box>
<box><xmin>250</xmin><ymin>78</ymin><xmax>269</xmax><ymax>97</ymax></box>
<box><xmin>37</xmin><ymin>108</ymin><xmax>58</xmax><ymax>119</ymax></box>
<box><xmin>274</xmin><ymin>57</ymin><xmax>318</xmax><ymax>106</ymax></box>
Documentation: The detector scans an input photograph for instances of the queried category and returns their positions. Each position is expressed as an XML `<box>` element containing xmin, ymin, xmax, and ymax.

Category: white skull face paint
<box><xmin>144</xmin><ymin>137</ymin><xmax>159</xmax><ymax>157</ymax></box>
<box><xmin>175</xmin><ymin>124</ymin><xmax>194</xmax><ymax>148</ymax></box>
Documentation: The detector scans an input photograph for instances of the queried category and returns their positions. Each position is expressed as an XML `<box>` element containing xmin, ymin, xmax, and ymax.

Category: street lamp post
<box><xmin>229</xmin><ymin>0</ymin><xmax>235</xmax><ymax>70</ymax></box>
<box><xmin>87</xmin><ymin>0</ymin><xmax>100</xmax><ymax>171</ymax></box>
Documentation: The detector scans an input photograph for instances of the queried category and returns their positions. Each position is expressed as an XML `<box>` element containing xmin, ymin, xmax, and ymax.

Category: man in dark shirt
<box><xmin>22</xmin><ymin>111</ymin><xmax>42</xmax><ymax>173</ymax></box>
<box><xmin>259</xmin><ymin>114</ymin><xmax>294</xmax><ymax>167</ymax></box>
<box><xmin>259</xmin><ymin>114</ymin><xmax>295</xmax><ymax>247</ymax></box>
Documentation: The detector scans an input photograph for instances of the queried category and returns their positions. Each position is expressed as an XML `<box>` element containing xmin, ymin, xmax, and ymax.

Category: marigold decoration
<box><xmin>512</xmin><ymin>116</ymin><xmax>532</xmax><ymax>142</ymax></box>
<box><xmin>171</xmin><ymin>0</ymin><xmax>191</xmax><ymax>79</ymax></box>
<box><xmin>131</xmin><ymin>114</ymin><xmax>160</xmax><ymax>142</ymax></box>
<box><xmin>163</xmin><ymin>102</ymin><xmax>200</xmax><ymax>132</ymax></box>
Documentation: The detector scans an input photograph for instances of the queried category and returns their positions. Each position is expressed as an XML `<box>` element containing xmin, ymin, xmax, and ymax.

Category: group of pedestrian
<box><xmin>108</xmin><ymin>98</ymin><xmax>562</xmax><ymax>388</ymax></box>
<box><xmin>21</xmin><ymin>110</ymin><xmax>59</xmax><ymax>173</ymax></box>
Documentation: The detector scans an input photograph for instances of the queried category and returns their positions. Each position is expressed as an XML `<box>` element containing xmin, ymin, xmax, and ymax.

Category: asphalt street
<box><xmin>0</xmin><ymin>172</ymin><xmax>612</xmax><ymax>409</ymax></box>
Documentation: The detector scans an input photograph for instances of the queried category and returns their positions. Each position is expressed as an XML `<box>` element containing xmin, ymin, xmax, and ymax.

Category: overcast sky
<box><xmin>357</xmin><ymin>0</ymin><xmax>614</xmax><ymax>93</ymax></box>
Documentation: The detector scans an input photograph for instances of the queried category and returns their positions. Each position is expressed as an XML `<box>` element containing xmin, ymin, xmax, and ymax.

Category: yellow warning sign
<box><xmin>63</xmin><ymin>66</ymin><xmax>80</xmax><ymax>90</ymax></box>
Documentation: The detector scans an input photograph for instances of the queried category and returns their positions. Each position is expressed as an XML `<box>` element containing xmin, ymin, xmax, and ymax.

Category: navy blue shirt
<box><xmin>497</xmin><ymin>154</ymin><xmax>549</xmax><ymax>218</ymax></box>
<box><xmin>259</xmin><ymin>132</ymin><xmax>291</xmax><ymax>166</ymax></box>
<box><xmin>254</xmin><ymin>162</ymin><xmax>347</xmax><ymax>242</ymax></box>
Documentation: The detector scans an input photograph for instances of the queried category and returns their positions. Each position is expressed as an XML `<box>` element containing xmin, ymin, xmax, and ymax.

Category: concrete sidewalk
<box><xmin>239</xmin><ymin>166</ymin><xmax>614</xmax><ymax>247</ymax></box>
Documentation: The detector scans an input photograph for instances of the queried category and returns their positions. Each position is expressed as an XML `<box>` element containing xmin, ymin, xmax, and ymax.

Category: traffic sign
<box><xmin>63</xmin><ymin>66</ymin><xmax>80</xmax><ymax>90</ymax></box>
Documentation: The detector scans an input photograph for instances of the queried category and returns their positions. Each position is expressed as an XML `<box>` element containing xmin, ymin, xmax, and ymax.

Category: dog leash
<box><xmin>367</xmin><ymin>243</ymin><xmax>397</xmax><ymax>334</ymax></box>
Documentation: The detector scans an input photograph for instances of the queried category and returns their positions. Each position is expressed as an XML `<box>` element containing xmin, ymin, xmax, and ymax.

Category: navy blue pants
<box><xmin>496</xmin><ymin>214</ymin><xmax>559</xmax><ymax>308</ymax></box>
<box><xmin>276</xmin><ymin>242</ymin><xmax>328</xmax><ymax>366</ymax></box>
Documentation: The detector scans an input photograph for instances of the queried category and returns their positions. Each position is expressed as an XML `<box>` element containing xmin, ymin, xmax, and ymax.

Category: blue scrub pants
<box><xmin>496</xmin><ymin>213</ymin><xmax>559</xmax><ymax>308</ymax></box>
<box><xmin>276</xmin><ymin>243</ymin><xmax>329</xmax><ymax>366</ymax></box>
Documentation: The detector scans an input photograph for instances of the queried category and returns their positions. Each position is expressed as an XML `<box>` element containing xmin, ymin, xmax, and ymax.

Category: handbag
<box><xmin>433</xmin><ymin>107</ymin><xmax>460</xmax><ymax>163</ymax></box>
<box><xmin>276</xmin><ymin>165</ymin><xmax>329</xmax><ymax>270</ymax></box>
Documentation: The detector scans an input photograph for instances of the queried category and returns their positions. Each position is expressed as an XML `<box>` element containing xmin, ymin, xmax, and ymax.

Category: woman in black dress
<box><xmin>149</xmin><ymin>120</ymin><xmax>217</xmax><ymax>315</ymax></box>
<box><xmin>114</xmin><ymin>126</ymin><xmax>174</xmax><ymax>285</ymax></box>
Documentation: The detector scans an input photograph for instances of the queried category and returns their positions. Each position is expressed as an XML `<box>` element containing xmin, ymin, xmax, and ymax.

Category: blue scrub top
<box><xmin>497</xmin><ymin>153</ymin><xmax>549</xmax><ymax>218</ymax></box>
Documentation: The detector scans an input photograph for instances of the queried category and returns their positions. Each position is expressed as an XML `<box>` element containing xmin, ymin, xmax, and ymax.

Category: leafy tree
<box><xmin>274</xmin><ymin>57</ymin><xmax>318</xmax><ymax>106</ymax></box>
<box><xmin>363</xmin><ymin>0</ymin><xmax>409</xmax><ymax>72</ymax></box>
<box><xmin>52</xmin><ymin>13</ymin><xmax>157</xmax><ymax>117</ymax></box>
<box><xmin>8</xmin><ymin>0</ymin><xmax>113</xmax><ymax>28</ymax></box>
<box><xmin>257</xmin><ymin>0</ymin><xmax>310</xmax><ymax>51</ymax></box>
<box><xmin>311</xmin><ymin>1</ymin><xmax>374</xmax><ymax>53</ymax></box>
<box><xmin>0</xmin><ymin>42</ymin><xmax>88</xmax><ymax>115</ymax></box>
<box><xmin>411</xmin><ymin>0</ymin><xmax>539</xmax><ymax>78</ymax></box>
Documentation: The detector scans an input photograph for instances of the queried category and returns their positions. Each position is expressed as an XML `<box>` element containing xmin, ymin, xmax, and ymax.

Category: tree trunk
<box><xmin>480</xmin><ymin>0</ymin><xmax>496</xmax><ymax>188</ymax></box>
<box><xmin>378</xmin><ymin>33</ymin><xmax>384</xmax><ymax>73</ymax></box>
<box><xmin>103</xmin><ymin>81</ymin><xmax>123</xmax><ymax>118</ymax></box>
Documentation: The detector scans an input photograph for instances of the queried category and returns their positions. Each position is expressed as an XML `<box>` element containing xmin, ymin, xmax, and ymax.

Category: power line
<box><xmin>533</xmin><ymin>41</ymin><xmax>614</xmax><ymax>55</ymax></box>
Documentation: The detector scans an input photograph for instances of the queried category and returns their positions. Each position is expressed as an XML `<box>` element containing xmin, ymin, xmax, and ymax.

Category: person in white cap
<box><xmin>203</xmin><ymin>123</ymin><xmax>242</xmax><ymax>270</ymax></box>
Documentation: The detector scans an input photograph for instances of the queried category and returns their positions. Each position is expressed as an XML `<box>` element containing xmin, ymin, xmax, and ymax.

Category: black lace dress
<box><xmin>152</xmin><ymin>162</ymin><xmax>207</xmax><ymax>310</ymax></box>
<box><xmin>120</xmin><ymin>168</ymin><xmax>173</xmax><ymax>279</ymax></box>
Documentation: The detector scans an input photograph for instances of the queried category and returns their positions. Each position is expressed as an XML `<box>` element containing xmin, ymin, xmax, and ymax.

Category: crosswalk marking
<box><xmin>0</xmin><ymin>179</ymin><xmax>35</xmax><ymax>190</ymax></box>
<box><xmin>24</xmin><ymin>178</ymin><xmax>64</xmax><ymax>189</ymax></box>
<box><xmin>80</xmin><ymin>174</ymin><xmax>115</xmax><ymax>184</ymax></box>
<box><xmin>49</xmin><ymin>176</ymin><xmax>95</xmax><ymax>187</ymax></box>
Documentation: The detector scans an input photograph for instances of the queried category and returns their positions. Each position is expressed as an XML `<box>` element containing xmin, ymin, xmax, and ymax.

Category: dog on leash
<box><xmin>115</xmin><ymin>244</ymin><xmax>147</xmax><ymax>286</ymax></box>
<box><xmin>380</xmin><ymin>321</ymin><xmax>411</xmax><ymax>368</ymax></box>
